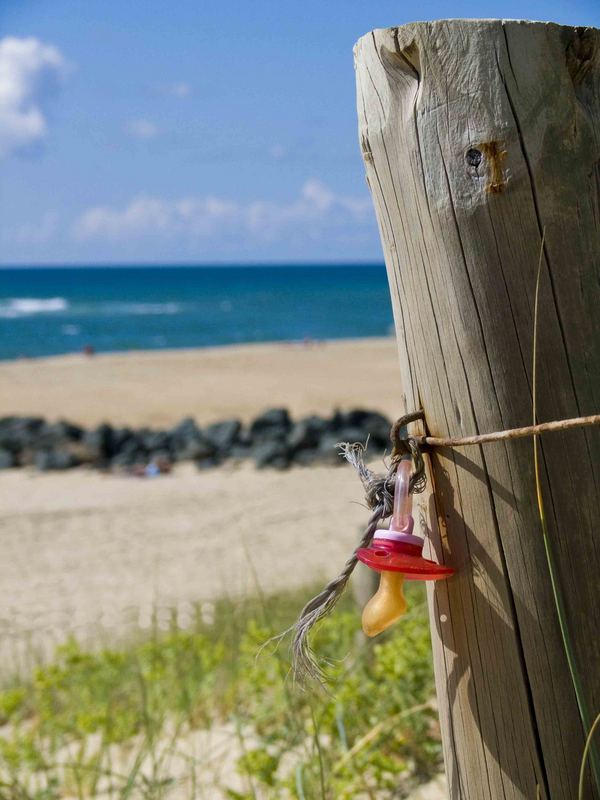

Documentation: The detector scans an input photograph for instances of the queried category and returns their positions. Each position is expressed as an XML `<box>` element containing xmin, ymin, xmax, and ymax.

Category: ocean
<box><xmin>0</xmin><ymin>265</ymin><xmax>393</xmax><ymax>360</ymax></box>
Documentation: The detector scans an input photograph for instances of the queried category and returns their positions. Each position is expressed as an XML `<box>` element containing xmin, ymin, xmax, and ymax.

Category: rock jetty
<box><xmin>0</xmin><ymin>408</ymin><xmax>393</xmax><ymax>472</ymax></box>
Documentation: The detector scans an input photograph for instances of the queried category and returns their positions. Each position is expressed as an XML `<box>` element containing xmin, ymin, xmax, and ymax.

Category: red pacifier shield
<box><xmin>357</xmin><ymin>539</ymin><xmax>454</xmax><ymax>580</ymax></box>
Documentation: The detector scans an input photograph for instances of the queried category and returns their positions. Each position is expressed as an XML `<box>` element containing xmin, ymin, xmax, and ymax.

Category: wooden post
<box><xmin>355</xmin><ymin>20</ymin><xmax>600</xmax><ymax>799</ymax></box>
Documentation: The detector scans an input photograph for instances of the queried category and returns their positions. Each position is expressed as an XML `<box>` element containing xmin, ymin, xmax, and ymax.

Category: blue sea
<box><xmin>0</xmin><ymin>265</ymin><xmax>393</xmax><ymax>361</ymax></box>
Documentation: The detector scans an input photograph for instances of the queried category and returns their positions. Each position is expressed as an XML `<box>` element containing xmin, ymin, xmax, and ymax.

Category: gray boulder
<box><xmin>0</xmin><ymin>449</ymin><xmax>15</xmax><ymax>469</ymax></box>
<box><xmin>253</xmin><ymin>440</ymin><xmax>290</xmax><ymax>469</ymax></box>
<box><xmin>35</xmin><ymin>449</ymin><xmax>79</xmax><ymax>471</ymax></box>
<box><xmin>250</xmin><ymin>408</ymin><xmax>291</xmax><ymax>442</ymax></box>
<box><xmin>287</xmin><ymin>416</ymin><xmax>327</xmax><ymax>452</ymax></box>
<box><xmin>204</xmin><ymin>419</ymin><xmax>242</xmax><ymax>454</ymax></box>
<box><xmin>170</xmin><ymin>418</ymin><xmax>214</xmax><ymax>461</ymax></box>
<box><xmin>139</xmin><ymin>429</ymin><xmax>172</xmax><ymax>453</ymax></box>
<box><xmin>228</xmin><ymin>443</ymin><xmax>252</xmax><ymax>461</ymax></box>
<box><xmin>0</xmin><ymin>416</ymin><xmax>44</xmax><ymax>453</ymax></box>
<box><xmin>39</xmin><ymin>420</ymin><xmax>83</xmax><ymax>446</ymax></box>
<box><xmin>82</xmin><ymin>424</ymin><xmax>114</xmax><ymax>460</ymax></box>
<box><xmin>171</xmin><ymin>417</ymin><xmax>200</xmax><ymax>441</ymax></box>
<box><xmin>177</xmin><ymin>437</ymin><xmax>214</xmax><ymax>461</ymax></box>
<box><xmin>115</xmin><ymin>436</ymin><xmax>147</xmax><ymax>464</ymax></box>
<box><xmin>291</xmin><ymin>448</ymin><xmax>319</xmax><ymax>466</ymax></box>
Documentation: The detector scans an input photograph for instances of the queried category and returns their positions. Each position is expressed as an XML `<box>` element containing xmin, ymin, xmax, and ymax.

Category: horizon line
<box><xmin>0</xmin><ymin>260</ymin><xmax>386</xmax><ymax>270</ymax></box>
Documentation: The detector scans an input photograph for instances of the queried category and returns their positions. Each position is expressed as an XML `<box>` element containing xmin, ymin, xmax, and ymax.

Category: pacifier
<box><xmin>357</xmin><ymin>459</ymin><xmax>454</xmax><ymax>637</ymax></box>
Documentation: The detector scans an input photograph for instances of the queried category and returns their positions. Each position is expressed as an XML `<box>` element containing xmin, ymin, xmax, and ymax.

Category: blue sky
<box><xmin>1</xmin><ymin>0</ymin><xmax>599</xmax><ymax>265</ymax></box>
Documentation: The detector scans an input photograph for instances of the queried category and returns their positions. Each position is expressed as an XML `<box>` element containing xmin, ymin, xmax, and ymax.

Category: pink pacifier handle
<box><xmin>392</xmin><ymin>459</ymin><xmax>413</xmax><ymax>531</ymax></box>
<box><xmin>376</xmin><ymin>458</ymin><xmax>421</xmax><ymax>546</ymax></box>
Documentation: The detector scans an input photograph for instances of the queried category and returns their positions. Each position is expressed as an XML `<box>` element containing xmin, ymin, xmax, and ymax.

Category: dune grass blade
<box><xmin>580</xmin><ymin>713</ymin><xmax>600</xmax><ymax>800</ymax></box>
<box><xmin>532</xmin><ymin>233</ymin><xmax>600</xmax><ymax>794</ymax></box>
<box><xmin>295</xmin><ymin>764</ymin><xmax>307</xmax><ymax>800</ymax></box>
<box><xmin>310</xmin><ymin>704</ymin><xmax>327</xmax><ymax>800</ymax></box>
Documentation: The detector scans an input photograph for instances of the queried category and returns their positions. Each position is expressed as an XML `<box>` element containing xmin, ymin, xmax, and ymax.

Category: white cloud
<box><xmin>155</xmin><ymin>81</ymin><xmax>191</xmax><ymax>98</ymax></box>
<box><xmin>0</xmin><ymin>36</ymin><xmax>67</xmax><ymax>158</ymax></box>
<box><xmin>166</xmin><ymin>82</ymin><xmax>191</xmax><ymax>98</ymax></box>
<box><xmin>127</xmin><ymin>119</ymin><xmax>159</xmax><ymax>140</ymax></box>
<box><xmin>74</xmin><ymin>196</ymin><xmax>171</xmax><ymax>238</ymax></box>
<box><xmin>301</xmin><ymin>178</ymin><xmax>334</xmax><ymax>211</ymax></box>
<box><xmin>269</xmin><ymin>143</ymin><xmax>287</xmax><ymax>160</ymax></box>
<box><xmin>71</xmin><ymin>180</ymin><xmax>374</xmax><ymax>244</ymax></box>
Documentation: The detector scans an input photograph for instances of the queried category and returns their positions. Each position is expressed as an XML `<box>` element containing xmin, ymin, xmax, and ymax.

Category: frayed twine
<box><xmin>290</xmin><ymin>433</ymin><xmax>425</xmax><ymax>687</ymax></box>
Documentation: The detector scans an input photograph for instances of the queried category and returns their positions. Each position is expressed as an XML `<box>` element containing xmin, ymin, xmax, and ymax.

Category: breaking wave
<box><xmin>0</xmin><ymin>297</ymin><xmax>69</xmax><ymax>318</ymax></box>
<box><xmin>100</xmin><ymin>302</ymin><xmax>182</xmax><ymax>316</ymax></box>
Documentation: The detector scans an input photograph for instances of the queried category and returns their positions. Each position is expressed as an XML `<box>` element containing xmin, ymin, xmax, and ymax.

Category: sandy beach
<box><xmin>0</xmin><ymin>337</ymin><xmax>402</xmax><ymax>671</ymax></box>
<box><xmin>0</xmin><ymin>337</ymin><xmax>402</xmax><ymax>428</ymax></box>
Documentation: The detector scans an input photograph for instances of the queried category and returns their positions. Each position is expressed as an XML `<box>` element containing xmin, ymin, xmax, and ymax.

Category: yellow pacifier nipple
<box><xmin>361</xmin><ymin>571</ymin><xmax>408</xmax><ymax>637</ymax></box>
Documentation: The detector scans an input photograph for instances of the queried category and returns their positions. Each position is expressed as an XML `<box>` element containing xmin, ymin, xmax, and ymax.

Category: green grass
<box><xmin>0</xmin><ymin>583</ymin><xmax>440</xmax><ymax>799</ymax></box>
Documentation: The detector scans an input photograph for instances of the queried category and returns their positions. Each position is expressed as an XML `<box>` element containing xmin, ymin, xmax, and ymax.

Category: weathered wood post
<box><xmin>355</xmin><ymin>20</ymin><xmax>600</xmax><ymax>799</ymax></box>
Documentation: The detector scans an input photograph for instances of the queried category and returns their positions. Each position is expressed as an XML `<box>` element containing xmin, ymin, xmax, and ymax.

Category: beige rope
<box><xmin>415</xmin><ymin>413</ymin><xmax>600</xmax><ymax>449</ymax></box>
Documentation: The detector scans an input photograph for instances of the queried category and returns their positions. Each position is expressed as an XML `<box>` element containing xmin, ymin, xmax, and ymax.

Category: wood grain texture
<box><xmin>355</xmin><ymin>19</ymin><xmax>600</xmax><ymax>799</ymax></box>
